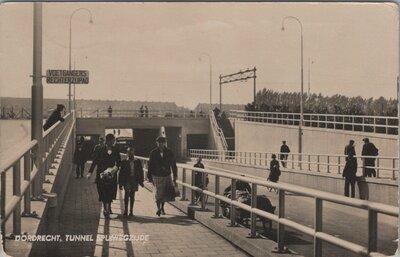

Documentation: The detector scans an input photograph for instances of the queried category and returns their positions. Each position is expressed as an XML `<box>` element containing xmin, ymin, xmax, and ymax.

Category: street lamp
<box><xmin>281</xmin><ymin>15</ymin><xmax>304</xmax><ymax>166</ymax></box>
<box><xmin>307</xmin><ymin>58</ymin><xmax>314</xmax><ymax>110</ymax></box>
<box><xmin>199</xmin><ymin>52</ymin><xmax>212</xmax><ymax>111</ymax></box>
<box><xmin>68</xmin><ymin>8</ymin><xmax>93</xmax><ymax>112</ymax></box>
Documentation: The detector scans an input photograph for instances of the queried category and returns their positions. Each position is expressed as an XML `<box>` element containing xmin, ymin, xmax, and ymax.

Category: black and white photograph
<box><xmin>0</xmin><ymin>1</ymin><xmax>398</xmax><ymax>257</ymax></box>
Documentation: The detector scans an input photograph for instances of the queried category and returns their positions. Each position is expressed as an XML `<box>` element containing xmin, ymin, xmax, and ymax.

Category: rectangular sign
<box><xmin>46</xmin><ymin>69</ymin><xmax>89</xmax><ymax>84</ymax></box>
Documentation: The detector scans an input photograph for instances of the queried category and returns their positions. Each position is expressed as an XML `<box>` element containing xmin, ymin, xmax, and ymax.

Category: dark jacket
<box><xmin>268</xmin><ymin>159</ymin><xmax>281</xmax><ymax>182</ymax></box>
<box><xmin>73</xmin><ymin>142</ymin><xmax>87</xmax><ymax>164</ymax></box>
<box><xmin>280</xmin><ymin>145</ymin><xmax>290</xmax><ymax>154</ymax></box>
<box><xmin>148</xmin><ymin>147</ymin><xmax>177</xmax><ymax>179</ymax></box>
<box><xmin>224</xmin><ymin>181</ymin><xmax>251</xmax><ymax>194</ymax></box>
<box><xmin>342</xmin><ymin>157</ymin><xmax>357</xmax><ymax>180</ymax></box>
<box><xmin>43</xmin><ymin>110</ymin><xmax>64</xmax><ymax>131</ymax></box>
<box><xmin>194</xmin><ymin>162</ymin><xmax>208</xmax><ymax>187</ymax></box>
<box><xmin>361</xmin><ymin>143</ymin><xmax>378</xmax><ymax>157</ymax></box>
<box><xmin>118</xmin><ymin>159</ymin><xmax>144</xmax><ymax>188</ymax></box>
<box><xmin>344</xmin><ymin>145</ymin><xmax>356</xmax><ymax>156</ymax></box>
<box><xmin>89</xmin><ymin>145</ymin><xmax>121</xmax><ymax>183</ymax></box>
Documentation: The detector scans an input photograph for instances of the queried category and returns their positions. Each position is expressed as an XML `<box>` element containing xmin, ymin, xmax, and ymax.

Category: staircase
<box><xmin>216</xmin><ymin>115</ymin><xmax>235</xmax><ymax>151</ymax></box>
<box><xmin>209</xmin><ymin>111</ymin><xmax>228</xmax><ymax>151</ymax></box>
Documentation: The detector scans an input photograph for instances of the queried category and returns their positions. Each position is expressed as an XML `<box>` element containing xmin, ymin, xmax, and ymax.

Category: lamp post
<box><xmin>73</xmin><ymin>59</ymin><xmax>76</xmax><ymax>111</ymax></box>
<box><xmin>199</xmin><ymin>53</ymin><xmax>212</xmax><ymax>111</ymax></box>
<box><xmin>68</xmin><ymin>8</ymin><xmax>93</xmax><ymax>112</ymax></box>
<box><xmin>307</xmin><ymin>58</ymin><xmax>314</xmax><ymax>110</ymax></box>
<box><xmin>281</xmin><ymin>16</ymin><xmax>304</xmax><ymax>167</ymax></box>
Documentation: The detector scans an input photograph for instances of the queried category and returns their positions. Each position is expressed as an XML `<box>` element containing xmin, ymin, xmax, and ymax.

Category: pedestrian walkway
<box><xmin>35</xmin><ymin>171</ymin><xmax>250</xmax><ymax>257</ymax></box>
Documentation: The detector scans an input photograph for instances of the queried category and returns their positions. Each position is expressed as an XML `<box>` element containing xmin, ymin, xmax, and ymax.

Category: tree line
<box><xmin>245</xmin><ymin>89</ymin><xmax>398</xmax><ymax>117</ymax></box>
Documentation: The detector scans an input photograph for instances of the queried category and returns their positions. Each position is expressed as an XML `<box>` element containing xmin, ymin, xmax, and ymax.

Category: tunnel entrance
<box><xmin>132</xmin><ymin>128</ymin><xmax>160</xmax><ymax>158</ymax></box>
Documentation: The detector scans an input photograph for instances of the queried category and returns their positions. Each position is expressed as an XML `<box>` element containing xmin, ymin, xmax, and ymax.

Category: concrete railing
<box><xmin>76</xmin><ymin>108</ymin><xmax>209</xmax><ymax>119</ymax></box>
<box><xmin>135</xmin><ymin>155</ymin><xmax>397</xmax><ymax>257</ymax></box>
<box><xmin>188</xmin><ymin>149</ymin><xmax>399</xmax><ymax>180</ymax></box>
<box><xmin>209</xmin><ymin>111</ymin><xmax>228</xmax><ymax>151</ymax></box>
<box><xmin>229</xmin><ymin>110</ymin><xmax>399</xmax><ymax>135</ymax></box>
<box><xmin>0</xmin><ymin>111</ymin><xmax>75</xmax><ymax>246</ymax></box>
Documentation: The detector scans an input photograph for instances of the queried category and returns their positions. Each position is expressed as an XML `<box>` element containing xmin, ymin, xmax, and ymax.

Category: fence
<box><xmin>209</xmin><ymin>111</ymin><xmax>228</xmax><ymax>151</ymax></box>
<box><xmin>188</xmin><ymin>149</ymin><xmax>399</xmax><ymax>180</ymax></box>
<box><xmin>229</xmin><ymin>110</ymin><xmax>399</xmax><ymax>135</ymax></box>
<box><xmin>76</xmin><ymin>108</ymin><xmax>209</xmax><ymax>119</ymax></box>
<box><xmin>0</xmin><ymin>111</ymin><xmax>75</xmax><ymax>246</ymax></box>
<box><xmin>135</xmin><ymin>156</ymin><xmax>397</xmax><ymax>257</ymax></box>
<box><xmin>0</xmin><ymin>107</ymin><xmax>31</xmax><ymax>119</ymax></box>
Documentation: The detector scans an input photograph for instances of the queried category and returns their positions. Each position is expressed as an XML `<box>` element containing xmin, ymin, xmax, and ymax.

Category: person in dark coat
<box><xmin>342</xmin><ymin>153</ymin><xmax>357</xmax><ymax>198</ymax></box>
<box><xmin>148</xmin><ymin>136</ymin><xmax>177</xmax><ymax>216</ymax></box>
<box><xmin>279</xmin><ymin>141</ymin><xmax>290</xmax><ymax>167</ymax></box>
<box><xmin>193</xmin><ymin>157</ymin><xmax>208</xmax><ymax>204</ymax></box>
<box><xmin>43</xmin><ymin>104</ymin><xmax>65</xmax><ymax>131</ymax></box>
<box><xmin>139</xmin><ymin>105</ymin><xmax>144</xmax><ymax>117</ymax></box>
<box><xmin>361</xmin><ymin>138</ymin><xmax>379</xmax><ymax>177</ymax></box>
<box><xmin>73</xmin><ymin>137</ymin><xmax>87</xmax><ymax>178</ymax></box>
<box><xmin>108</xmin><ymin>106</ymin><xmax>112</xmax><ymax>117</ymax></box>
<box><xmin>344</xmin><ymin>140</ymin><xmax>356</xmax><ymax>161</ymax></box>
<box><xmin>91</xmin><ymin>137</ymin><xmax>105</xmax><ymax>160</ymax></box>
<box><xmin>223</xmin><ymin>180</ymin><xmax>251</xmax><ymax>195</ymax></box>
<box><xmin>268</xmin><ymin>154</ymin><xmax>281</xmax><ymax>193</ymax></box>
<box><xmin>87</xmin><ymin>133</ymin><xmax>121</xmax><ymax>218</ymax></box>
<box><xmin>119</xmin><ymin>148</ymin><xmax>144</xmax><ymax>216</ymax></box>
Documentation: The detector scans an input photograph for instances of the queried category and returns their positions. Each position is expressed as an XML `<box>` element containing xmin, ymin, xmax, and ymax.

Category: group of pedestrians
<box><xmin>139</xmin><ymin>105</ymin><xmax>149</xmax><ymax>117</ymax></box>
<box><xmin>342</xmin><ymin>138</ymin><xmax>379</xmax><ymax>198</ymax></box>
<box><xmin>269</xmin><ymin>138</ymin><xmax>379</xmax><ymax>199</ymax></box>
<box><xmin>72</xmin><ymin>133</ymin><xmax>178</xmax><ymax>219</ymax></box>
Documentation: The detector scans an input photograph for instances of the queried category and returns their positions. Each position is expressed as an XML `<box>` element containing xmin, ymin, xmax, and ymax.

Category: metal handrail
<box><xmin>77</xmin><ymin>108</ymin><xmax>209</xmax><ymax>119</ymax></box>
<box><xmin>0</xmin><ymin>111</ymin><xmax>75</xmax><ymax>242</ymax></box>
<box><xmin>135</xmin><ymin>156</ymin><xmax>396</xmax><ymax>257</ymax></box>
<box><xmin>188</xmin><ymin>149</ymin><xmax>399</xmax><ymax>180</ymax></box>
<box><xmin>209</xmin><ymin>110</ymin><xmax>228</xmax><ymax>150</ymax></box>
<box><xmin>229</xmin><ymin>110</ymin><xmax>399</xmax><ymax>135</ymax></box>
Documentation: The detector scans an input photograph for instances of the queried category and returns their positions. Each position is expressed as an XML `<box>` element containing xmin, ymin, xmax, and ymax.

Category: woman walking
<box><xmin>87</xmin><ymin>133</ymin><xmax>121</xmax><ymax>218</ymax></box>
<box><xmin>148</xmin><ymin>136</ymin><xmax>177</xmax><ymax>216</ymax></box>
<box><xmin>268</xmin><ymin>154</ymin><xmax>281</xmax><ymax>193</ymax></box>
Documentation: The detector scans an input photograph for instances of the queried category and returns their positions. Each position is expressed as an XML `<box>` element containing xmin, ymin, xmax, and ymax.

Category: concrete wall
<box><xmin>77</xmin><ymin>117</ymin><xmax>210</xmax><ymax>158</ymax></box>
<box><xmin>235</xmin><ymin>120</ymin><xmax>397</xmax><ymax>157</ymax></box>
<box><xmin>76</xmin><ymin>117</ymin><xmax>209</xmax><ymax>135</ymax></box>
<box><xmin>204</xmin><ymin>160</ymin><xmax>397</xmax><ymax>206</ymax></box>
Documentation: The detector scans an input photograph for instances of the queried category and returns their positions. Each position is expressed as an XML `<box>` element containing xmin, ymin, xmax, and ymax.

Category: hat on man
<box><xmin>106</xmin><ymin>133</ymin><xmax>115</xmax><ymax>141</ymax></box>
<box><xmin>156</xmin><ymin>136</ymin><xmax>167</xmax><ymax>143</ymax></box>
<box><xmin>362</xmin><ymin>138</ymin><xmax>369</xmax><ymax>143</ymax></box>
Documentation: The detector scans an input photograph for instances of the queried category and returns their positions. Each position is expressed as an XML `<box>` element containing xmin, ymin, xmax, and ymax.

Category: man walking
<box><xmin>193</xmin><ymin>156</ymin><xmax>208</xmax><ymax>204</ymax></box>
<box><xmin>73</xmin><ymin>137</ymin><xmax>87</xmax><ymax>178</ymax></box>
<box><xmin>279</xmin><ymin>141</ymin><xmax>290</xmax><ymax>168</ymax></box>
<box><xmin>361</xmin><ymin>138</ymin><xmax>379</xmax><ymax>177</ymax></box>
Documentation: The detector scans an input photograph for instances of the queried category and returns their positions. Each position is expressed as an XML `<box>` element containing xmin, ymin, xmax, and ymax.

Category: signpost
<box><xmin>46</xmin><ymin>69</ymin><xmax>89</xmax><ymax>84</ymax></box>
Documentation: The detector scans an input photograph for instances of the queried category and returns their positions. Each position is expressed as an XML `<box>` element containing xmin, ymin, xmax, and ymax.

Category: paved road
<box><xmin>178</xmin><ymin>163</ymin><xmax>397</xmax><ymax>257</ymax></box>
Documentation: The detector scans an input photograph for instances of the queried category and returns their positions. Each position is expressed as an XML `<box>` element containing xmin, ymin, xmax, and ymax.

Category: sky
<box><xmin>0</xmin><ymin>2</ymin><xmax>398</xmax><ymax>109</ymax></box>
